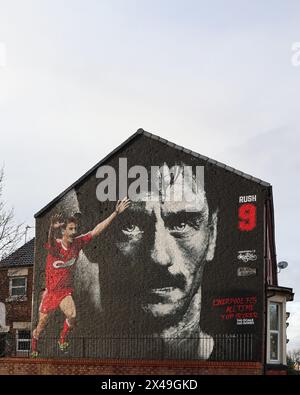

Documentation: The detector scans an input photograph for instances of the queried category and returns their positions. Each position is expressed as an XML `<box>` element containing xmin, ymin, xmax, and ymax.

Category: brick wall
<box><xmin>0</xmin><ymin>358</ymin><xmax>263</xmax><ymax>375</ymax></box>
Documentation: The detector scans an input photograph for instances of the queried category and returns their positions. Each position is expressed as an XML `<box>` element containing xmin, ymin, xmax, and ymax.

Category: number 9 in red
<box><xmin>238</xmin><ymin>203</ymin><xmax>256</xmax><ymax>231</ymax></box>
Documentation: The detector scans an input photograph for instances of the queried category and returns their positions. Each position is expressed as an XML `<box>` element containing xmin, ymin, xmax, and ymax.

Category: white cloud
<box><xmin>0</xmin><ymin>42</ymin><xmax>6</xmax><ymax>67</ymax></box>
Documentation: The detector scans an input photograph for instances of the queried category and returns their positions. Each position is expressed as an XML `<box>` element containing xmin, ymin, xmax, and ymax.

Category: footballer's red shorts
<box><xmin>39</xmin><ymin>288</ymin><xmax>73</xmax><ymax>314</ymax></box>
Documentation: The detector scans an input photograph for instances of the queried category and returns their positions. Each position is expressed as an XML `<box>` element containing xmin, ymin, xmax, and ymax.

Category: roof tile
<box><xmin>0</xmin><ymin>238</ymin><xmax>35</xmax><ymax>268</ymax></box>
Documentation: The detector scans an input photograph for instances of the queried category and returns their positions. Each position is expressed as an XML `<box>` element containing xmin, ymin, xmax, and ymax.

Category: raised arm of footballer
<box><xmin>31</xmin><ymin>197</ymin><xmax>130</xmax><ymax>357</ymax></box>
<box><xmin>90</xmin><ymin>197</ymin><xmax>130</xmax><ymax>238</ymax></box>
<box><xmin>48</xmin><ymin>213</ymin><xmax>65</xmax><ymax>248</ymax></box>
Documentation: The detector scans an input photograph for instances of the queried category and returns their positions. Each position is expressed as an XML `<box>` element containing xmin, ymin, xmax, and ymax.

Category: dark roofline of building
<box><xmin>35</xmin><ymin>128</ymin><xmax>271</xmax><ymax>218</ymax></box>
<box><xmin>0</xmin><ymin>238</ymin><xmax>35</xmax><ymax>268</ymax></box>
<box><xmin>265</xmin><ymin>187</ymin><xmax>279</xmax><ymax>286</ymax></box>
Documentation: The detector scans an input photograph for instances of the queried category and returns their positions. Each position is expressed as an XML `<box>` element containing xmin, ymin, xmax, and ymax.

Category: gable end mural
<box><xmin>32</xmin><ymin>133</ymin><xmax>269</xmax><ymax>361</ymax></box>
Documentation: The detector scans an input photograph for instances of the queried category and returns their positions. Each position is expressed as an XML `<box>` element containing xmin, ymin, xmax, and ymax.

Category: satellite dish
<box><xmin>278</xmin><ymin>261</ymin><xmax>288</xmax><ymax>270</ymax></box>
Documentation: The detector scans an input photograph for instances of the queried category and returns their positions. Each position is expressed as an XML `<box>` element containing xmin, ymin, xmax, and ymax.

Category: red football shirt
<box><xmin>44</xmin><ymin>233</ymin><xmax>93</xmax><ymax>292</ymax></box>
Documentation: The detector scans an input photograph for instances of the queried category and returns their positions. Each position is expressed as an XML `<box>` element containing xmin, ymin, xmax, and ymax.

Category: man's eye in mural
<box><xmin>121</xmin><ymin>224</ymin><xmax>144</xmax><ymax>236</ymax></box>
<box><xmin>167</xmin><ymin>221</ymin><xmax>196</xmax><ymax>238</ymax></box>
<box><xmin>164</xmin><ymin>212</ymin><xmax>204</xmax><ymax>236</ymax></box>
<box><xmin>169</xmin><ymin>223</ymin><xmax>187</xmax><ymax>232</ymax></box>
<box><xmin>118</xmin><ymin>211</ymin><xmax>149</xmax><ymax>239</ymax></box>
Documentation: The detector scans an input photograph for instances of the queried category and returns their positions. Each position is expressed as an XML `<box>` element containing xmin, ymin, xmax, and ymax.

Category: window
<box><xmin>9</xmin><ymin>276</ymin><xmax>27</xmax><ymax>297</ymax></box>
<box><xmin>16</xmin><ymin>330</ymin><xmax>31</xmax><ymax>352</ymax></box>
<box><xmin>269</xmin><ymin>302</ymin><xmax>280</xmax><ymax>362</ymax></box>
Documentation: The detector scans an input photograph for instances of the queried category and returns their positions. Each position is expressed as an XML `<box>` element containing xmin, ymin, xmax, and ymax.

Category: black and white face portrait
<box><xmin>33</xmin><ymin>141</ymin><xmax>265</xmax><ymax>362</ymax></box>
<box><xmin>71</xmin><ymin>161</ymin><xmax>219</xmax><ymax>351</ymax></box>
<box><xmin>112</xmin><ymin>164</ymin><xmax>218</xmax><ymax>333</ymax></box>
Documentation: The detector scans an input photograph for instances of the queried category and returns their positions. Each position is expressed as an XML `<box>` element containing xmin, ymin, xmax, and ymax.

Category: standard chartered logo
<box><xmin>53</xmin><ymin>258</ymin><xmax>77</xmax><ymax>268</ymax></box>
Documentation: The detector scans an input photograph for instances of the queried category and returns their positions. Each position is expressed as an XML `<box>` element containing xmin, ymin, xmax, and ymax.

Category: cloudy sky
<box><xmin>0</xmin><ymin>0</ymin><xmax>299</xmax><ymax>351</ymax></box>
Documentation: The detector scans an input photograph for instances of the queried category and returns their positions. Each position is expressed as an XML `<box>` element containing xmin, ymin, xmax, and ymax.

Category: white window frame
<box><xmin>267</xmin><ymin>295</ymin><xmax>287</xmax><ymax>365</ymax></box>
<box><xmin>9</xmin><ymin>276</ymin><xmax>27</xmax><ymax>299</ymax></box>
<box><xmin>269</xmin><ymin>302</ymin><xmax>281</xmax><ymax>363</ymax></box>
<box><xmin>16</xmin><ymin>329</ymin><xmax>31</xmax><ymax>353</ymax></box>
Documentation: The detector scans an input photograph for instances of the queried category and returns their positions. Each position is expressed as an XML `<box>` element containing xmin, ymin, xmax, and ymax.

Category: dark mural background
<box><xmin>33</xmin><ymin>135</ymin><xmax>268</xmax><ymax>360</ymax></box>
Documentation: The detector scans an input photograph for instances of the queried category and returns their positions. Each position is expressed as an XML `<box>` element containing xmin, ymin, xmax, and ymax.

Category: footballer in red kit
<box><xmin>39</xmin><ymin>232</ymin><xmax>93</xmax><ymax>314</ymax></box>
<box><xmin>31</xmin><ymin>197</ymin><xmax>130</xmax><ymax>357</ymax></box>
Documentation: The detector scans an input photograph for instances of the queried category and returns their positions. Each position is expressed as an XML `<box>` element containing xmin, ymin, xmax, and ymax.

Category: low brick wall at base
<box><xmin>0</xmin><ymin>358</ymin><xmax>263</xmax><ymax>375</ymax></box>
<box><xmin>266</xmin><ymin>369</ymin><xmax>288</xmax><ymax>375</ymax></box>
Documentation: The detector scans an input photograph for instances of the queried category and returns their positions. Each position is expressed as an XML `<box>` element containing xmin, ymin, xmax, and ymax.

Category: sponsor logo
<box><xmin>237</xmin><ymin>318</ymin><xmax>254</xmax><ymax>325</ymax></box>
<box><xmin>53</xmin><ymin>258</ymin><xmax>77</xmax><ymax>269</ymax></box>
<box><xmin>237</xmin><ymin>250</ymin><xmax>257</xmax><ymax>263</ymax></box>
<box><xmin>237</xmin><ymin>267</ymin><xmax>257</xmax><ymax>277</ymax></box>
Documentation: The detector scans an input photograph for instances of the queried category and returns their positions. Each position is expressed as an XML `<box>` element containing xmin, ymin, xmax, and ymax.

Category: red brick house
<box><xmin>0</xmin><ymin>238</ymin><xmax>34</xmax><ymax>357</ymax></box>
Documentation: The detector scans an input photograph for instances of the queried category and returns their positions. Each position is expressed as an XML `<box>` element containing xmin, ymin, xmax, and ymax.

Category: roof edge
<box><xmin>267</xmin><ymin>285</ymin><xmax>294</xmax><ymax>301</ymax></box>
<box><xmin>35</xmin><ymin>128</ymin><xmax>271</xmax><ymax>218</ymax></box>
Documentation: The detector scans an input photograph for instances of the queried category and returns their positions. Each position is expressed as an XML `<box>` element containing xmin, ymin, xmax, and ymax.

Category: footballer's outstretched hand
<box><xmin>91</xmin><ymin>198</ymin><xmax>131</xmax><ymax>238</ymax></box>
<box><xmin>115</xmin><ymin>197</ymin><xmax>131</xmax><ymax>215</ymax></box>
<box><xmin>50</xmin><ymin>214</ymin><xmax>65</xmax><ymax>229</ymax></box>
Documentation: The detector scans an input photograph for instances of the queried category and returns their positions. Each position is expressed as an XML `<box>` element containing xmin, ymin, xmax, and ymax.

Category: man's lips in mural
<box><xmin>129</xmin><ymin>262</ymin><xmax>186</xmax><ymax>297</ymax></box>
<box><xmin>150</xmin><ymin>287</ymin><xmax>177</xmax><ymax>294</ymax></box>
<box><xmin>142</xmin><ymin>274</ymin><xmax>186</xmax><ymax>294</ymax></box>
